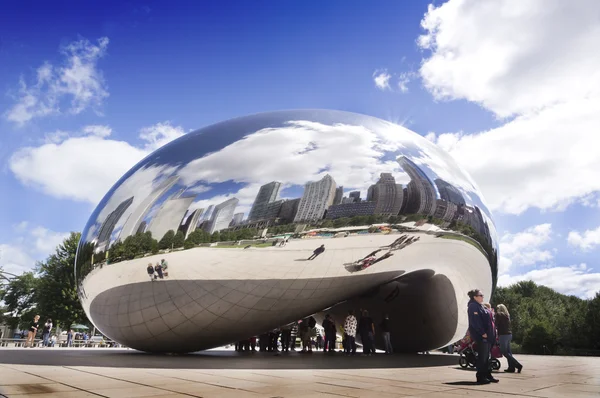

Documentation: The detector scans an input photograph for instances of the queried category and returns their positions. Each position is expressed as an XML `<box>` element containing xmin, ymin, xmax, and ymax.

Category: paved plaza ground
<box><xmin>0</xmin><ymin>349</ymin><xmax>599</xmax><ymax>398</ymax></box>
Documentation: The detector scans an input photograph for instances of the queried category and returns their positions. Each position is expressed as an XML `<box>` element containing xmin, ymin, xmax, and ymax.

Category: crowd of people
<box><xmin>233</xmin><ymin>310</ymin><xmax>394</xmax><ymax>355</ymax></box>
<box><xmin>15</xmin><ymin>314</ymin><xmax>93</xmax><ymax>348</ymax></box>
<box><xmin>466</xmin><ymin>288</ymin><xmax>523</xmax><ymax>384</ymax></box>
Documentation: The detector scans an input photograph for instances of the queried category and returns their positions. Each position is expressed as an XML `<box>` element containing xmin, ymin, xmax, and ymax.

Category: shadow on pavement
<box><xmin>444</xmin><ymin>381</ymin><xmax>481</xmax><ymax>386</ymax></box>
<box><xmin>0</xmin><ymin>349</ymin><xmax>460</xmax><ymax>369</ymax></box>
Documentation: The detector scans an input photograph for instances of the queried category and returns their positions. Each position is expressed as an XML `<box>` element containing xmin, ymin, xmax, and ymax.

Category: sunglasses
<box><xmin>475</xmin><ymin>294</ymin><xmax>484</xmax><ymax>297</ymax></box>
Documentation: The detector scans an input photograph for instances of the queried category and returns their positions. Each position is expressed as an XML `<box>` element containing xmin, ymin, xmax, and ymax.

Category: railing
<box><xmin>0</xmin><ymin>338</ymin><xmax>124</xmax><ymax>348</ymax></box>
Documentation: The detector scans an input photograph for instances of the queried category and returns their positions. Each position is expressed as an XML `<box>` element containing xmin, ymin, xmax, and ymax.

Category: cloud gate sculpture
<box><xmin>75</xmin><ymin>110</ymin><xmax>498</xmax><ymax>353</ymax></box>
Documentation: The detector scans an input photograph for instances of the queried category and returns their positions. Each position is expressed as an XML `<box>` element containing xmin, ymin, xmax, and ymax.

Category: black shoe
<box><xmin>517</xmin><ymin>365</ymin><xmax>523</xmax><ymax>373</ymax></box>
<box><xmin>487</xmin><ymin>376</ymin><xmax>499</xmax><ymax>383</ymax></box>
<box><xmin>477</xmin><ymin>378</ymin><xmax>491</xmax><ymax>385</ymax></box>
<box><xmin>504</xmin><ymin>368</ymin><xmax>515</xmax><ymax>373</ymax></box>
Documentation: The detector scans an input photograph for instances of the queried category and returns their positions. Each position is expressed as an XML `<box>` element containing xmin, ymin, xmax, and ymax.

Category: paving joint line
<box><xmin>63</xmin><ymin>366</ymin><xmax>201</xmax><ymax>397</ymax></box>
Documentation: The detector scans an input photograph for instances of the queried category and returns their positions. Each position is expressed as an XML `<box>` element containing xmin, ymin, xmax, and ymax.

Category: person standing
<box><xmin>42</xmin><ymin>319</ymin><xmax>53</xmax><ymax>347</ymax></box>
<box><xmin>307</xmin><ymin>245</ymin><xmax>325</xmax><ymax>260</ymax></box>
<box><xmin>280</xmin><ymin>323</ymin><xmax>293</xmax><ymax>352</ymax></box>
<box><xmin>380</xmin><ymin>314</ymin><xmax>393</xmax><ymax>354</ymax></box>
<box><xmin>467</xmin><ymin>289</ymin><xmax>498</xmax><ymax>384</ymax></box>
<box><xmin>358</xmin><ymin>310</ymin><xmax>375</xmax><ymax>355</ymax></box>
<box><xmin>322</xmin><ymin>314</ymin><xmax>336</xmax><ymax>353</ymax></box>
<box><xmin>496</xmin><ymin>304</ymin><xmax>523</xmax><ymax>373</ymax></box>
<box><xmin>25</xmin><ymin>315</ymin><xmax>40</xmax><ymax>347</ymax></box>
<box><xmin>67</xmin><ymin>329</ymin><xmax>73</xmax><ymax>347</ymax></box>
<box><xmin>343</xmin><ymin>310</ymin><xmax>357</xmax><ymax>355</ymax></box>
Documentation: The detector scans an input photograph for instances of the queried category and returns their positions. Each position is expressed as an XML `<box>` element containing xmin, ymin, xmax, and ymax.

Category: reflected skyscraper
<box><xmin>120</xmin><ymin>176</ymin><xmax>179</xmax><ymax>240</ymax></box>
<box><xmin>294</xmin><ymin>174</ymin><xmax>337</xmax><ymax>222</ymax></box>
<box><xmin>368</xmin><ymin>173</ymin><xmax>403</xmax><ymax>216</ymax></box>
<box><xmin>435</xmin><ymin>178</ymin><xmax>465</xmax><ymax>205</ymax></box>
<box><xmin>249</xmin><ymin>182</ymin><xmax>281</xmax><ymax>221</ymax></box>
<box><xmin>398</xmin><ymin>156</ymin><xmax>437</xmax><ymax>216</ymax></box>
<box><xmin>230</xmin><ymin>212</ymin><xmax>244</xmax><ymax>226</ymax></box>
<box><xmin>333</xmin><ymin>186</ymin><xmax>344</xmax><ymax>205</ymax></box>
<box><xmin>180</xmin><ymin>208</ymin><xmax>204</xmax><ymax>240</ymax></box>
<box><xmin>279</xmin><ymin>198</ymin><xmax>300</xmax><ymax>223</ymax></box>
<box><xmin>205</xmin><ymin>198</ymin><xmax>239</xmax><ymax>234</ymax></box>
<box><xmin>349</xmin><ymin>191</ymin><xmax>361</xmax><ymax>203</ymax></box>
<box><xmin>147</xmin><ymin>196</ymin><xmax>196</xmax><ymax>241</ymax></box>
<box><xmin>96</xmin><ymin>196</ymin><xmax>133</xmax><ymax>251</ymax></box>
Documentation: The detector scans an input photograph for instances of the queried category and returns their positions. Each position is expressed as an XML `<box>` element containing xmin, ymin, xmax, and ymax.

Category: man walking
<box><xmin>308</xmin><ymin>244</ymin><xmax>325</xmax><ymax>260</ymax></box>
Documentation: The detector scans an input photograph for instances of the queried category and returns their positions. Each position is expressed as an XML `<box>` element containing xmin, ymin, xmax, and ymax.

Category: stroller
<box><xmin>458</xmin><ymin>334</ymin><xmax>501</xmax><ymax>371</ymax></box>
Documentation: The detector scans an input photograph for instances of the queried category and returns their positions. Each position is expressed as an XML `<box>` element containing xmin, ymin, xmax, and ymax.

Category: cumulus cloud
<box><xmin>9</xmin><ymin>122</ymin><xmax>185</xmax><ymax>204</ymax></box>
<box><xmin>568</xmin><ymin>226</ymin><xmax>600</xmax><ymax>251</ymax></box>
<box><xmin>397</xmin><ymin>72</ymin><xmax>412</xmax><ymax>93</ymax></box>
<box><xmin>5</xmin><ymin>37</ymin><xmax>110</xmax><ymax>125</ymax></box>
<box><xmin>499</xmin><ymin>224</ymin><xmax>553</xmax><ymax>275</ymax></box>
<box><xmin>418</xmin><ymin>0</ymin><xmax>600</xmax><ymax>215</ymax></box>
<box><xmin>373</xmin><ymin>69</ymin><xmax>392</xmax><ymax>90</ymax></box>
<box><xmin>418</xmin><ymin>0</ymin><xmax>600</xmax><ymax>118</ymax></box>
<box><xmin>498</xmin><ymin>263</ymin><xmax>600</xmax><ymax>299</ymax></box>
<box><xmin>0</xmin><ymin>224</ymin><xmax>69</xmax><ymax>275</ymax></box>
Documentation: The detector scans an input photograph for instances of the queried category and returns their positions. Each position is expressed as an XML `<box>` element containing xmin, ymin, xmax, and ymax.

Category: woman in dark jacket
<box><xmin>496</xmin><ymin>304</ymin><xmax>523</xmax><ymax>373</ymax></box>
<box><xmin>467</xmin><ymin>289</ymin><xmax>498</xmax><ymax>384</ymax></box>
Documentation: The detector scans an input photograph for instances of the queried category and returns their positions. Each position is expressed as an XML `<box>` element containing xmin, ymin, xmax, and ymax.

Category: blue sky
<box><xmin>1</xmin><ymin>0</ymin><xmax>599</xmax><ymax>298</ymax></box>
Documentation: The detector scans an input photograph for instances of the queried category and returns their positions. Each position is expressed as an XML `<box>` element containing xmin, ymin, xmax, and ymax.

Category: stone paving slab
<box><xmin>0</xmin><ymin>349</ymin><xmax>599</xmax><ymax>397</ymax></box>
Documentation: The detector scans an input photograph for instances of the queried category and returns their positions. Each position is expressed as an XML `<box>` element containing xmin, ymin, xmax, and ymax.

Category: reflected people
<box><xmin>75</xmin><ymin>110</ymin><xmax>498</xmax><ymax>353</ymax></box>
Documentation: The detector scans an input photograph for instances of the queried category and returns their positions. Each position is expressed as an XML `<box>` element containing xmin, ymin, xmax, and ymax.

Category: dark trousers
<box><xmin>324</xmin><ymin>333</ymin><xmax>336</xmax><ymax>351</ymax></box>
<box><xmin>281</xmin><ymin>330</ymin><xmax>291</xmax><ymax>351</ymax></box>
<box><xmin>360</xmin><ymin>332</ymin><xmax>374</xmax><ymax>354</ymax></box>
<box><xmin>344</xmin><ymin>334</ymin><xmax>356</xmax><ymax>353</ymax></box>
<box><xmin>308</xmin><ymin>251</ymin><xmax>322</xmax><ymax>260</ymax></box>
<box><xmin>475</xmin><ymin>340</ymin><xmax>491</xmax><ymax>380</ymax></box>
<box><xmin>270</xmin><ymin>332</ymin><xmax>280</xmax><ymax>351</ymax></box>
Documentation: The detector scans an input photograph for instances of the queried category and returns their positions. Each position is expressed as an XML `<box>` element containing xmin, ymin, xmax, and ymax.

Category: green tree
<box><xmin>172</xmin><ymin>231</ymin><xmax>185</xmax><ymax>248</ymax></box>
<box><xmin>0</xmin><ymin>272</ymin><xmax>39</xmax><ymax>329</ymax></box>
<box><xmin>586</xmin><ymin>292</ymin><xmax>600</xmax><ymax>349</ymax></box>
<box><xmin>159</xmin><ymin>230</ymin><xmax>175</xmax><ymax>250</ymax></box>
<box><xmin>211</xmin><ymin>231</ymin><xmax>221</xmax><ymax>242</ymax></box>
<box><xmin>35</xmin><ymin>232</ymin><xmax>88</xmax><ymax>330</ymax></box>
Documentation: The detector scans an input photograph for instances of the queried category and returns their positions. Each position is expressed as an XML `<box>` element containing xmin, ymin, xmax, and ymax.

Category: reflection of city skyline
<box><xmin>92</xmin><ymin>154</ymin><xmax>494</xmax><ymax>253</ymax></box>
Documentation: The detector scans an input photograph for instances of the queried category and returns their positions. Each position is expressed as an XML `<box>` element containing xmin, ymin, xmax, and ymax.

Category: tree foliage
<box><xmin>491</xmin><ymin>281</ymin><xmax>598</xmax><ymax>354</ymax></box>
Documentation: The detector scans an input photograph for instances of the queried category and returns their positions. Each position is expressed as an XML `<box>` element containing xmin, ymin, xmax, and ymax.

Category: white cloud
<box><xmin>417</xmin><ymin>1</ymin><xmax>600</xmax><ymax>215</ymax></box>
<box><xmin>5</xmin><ymin>37</ymin><xmax>109</xmax><ymax>125</ymax></box>
<box><xmin>138</xmin><ymin>122</ymin><xmax>185</xmax><ymax>151</ymax></box>
<box><xmin>499</xmin><ymin>224</ymin><xmax>553</xmax><ymax>274</ymax></box>
<box><xmin>373</xmin><ymin>69</ymin><xmax>392</xmax><ymax>90</ymax></box>
<box><xmin>418</xmin><ymin>0</ymin><xmax>600</xmax><ymax>118</ymax></box>
<box><xmin>568</xmin><ymin>226</ymin><xmax>600</xmax><ymax>251</ymax></box>
<box><xmin>0</xmin><ymin>224</ymin><xmax>69</xmax><ymax>275</ymax></box>
<box><xmin>498</xmin><ymin>263</ymin><xmax>600</xmax><ymax>299</ymax></box>
<box><xmin>9</xmin><ymin>122</ymin><xmax>185</xmax><ymax>204</ymax></box>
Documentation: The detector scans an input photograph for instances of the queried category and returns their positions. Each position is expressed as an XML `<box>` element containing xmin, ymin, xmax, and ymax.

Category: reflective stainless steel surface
<box><xmin>75</xmin><ymin>110</ymin><xmax>498</xmax><ymax>353</ymax></box>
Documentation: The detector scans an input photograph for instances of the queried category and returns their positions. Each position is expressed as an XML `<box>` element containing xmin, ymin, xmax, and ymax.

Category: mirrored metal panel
<box><xmin>75</xmin><ymin>110</ymin><xmax>498</xmax><ymax>353</ymax></box>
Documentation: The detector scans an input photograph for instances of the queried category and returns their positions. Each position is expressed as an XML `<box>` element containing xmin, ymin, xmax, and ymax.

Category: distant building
<box><xmin>342</xmin><ymin>197</ymin><xmax>355</xmax><ymax>204</ymax></box>
<box><xmin>201</xmin><ymin>204</ymin><xmax>215</xmax><ymax>222</ymax></box>
<box><xmin>333</xmin><ymin>186</ymin><xmax>344</xmax><ymax>205</ymax></box>
<box><xmin>205</xmin><ymin>198</ymin><xmax>239</xmax><ymax>234</ymax></box>
<box><xmin>349</xmin><ymin>191</ymin><xmax>361</xmax><ymax>203</ymax></box>
<box><xmin>180</xmin><ymin>208</ymin><xmax>204</xmax><ymax>239</ymax></box>
<box><xmin>120</xmin><ymin>176</ymin><xmax>179</xmax><ymax>240</ymax></box>
<box><xmin>278</xmin><ymin>198</ymin><xmax>301</xmax><ymax>223</ymax></box>
<box><xmin>147</xmin><ymin>195</ymin><xmax>196</xmax><ymax>242</ymax></box>
<box><xmin>398</xmin><ymin>156</ymin><xmax>437</xmax><ymax>216</ymax></box>
<box><xmin>230</xmin><ymin>212</ymin><xmax>244</xmax><ymax>226</ymax></box>
<box><xmin>96</xmin><ymin>196</ymin><xmax>134</xmax><ymax>251</ymax></box>
<box><xmin>435</xmin><ymin>179</ymin><xmax>465</xmax><ymax>205</ymax></box>
<box><xmin>433</xmin><ymin>199</ymin><xmax>458</xmax><ymax>223</ymax></box>
<box><xmin>294</xmin><ymin>174</ymin><xmax>337</xmax><ymax>222</ymax></box>
<box><xmin>368</xmin><ymin>173</ymin><xmax>403</xmax><ymax>216</ymax></box>
<box><xmin>249</xmin><ymin>182</ymin><xmax>281</xmax><ymax>221</ymax></box>
<box><xmin>325</xmin><ymin>201</ymin><xmax>376</xmax><ymax>219</ymax></box>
